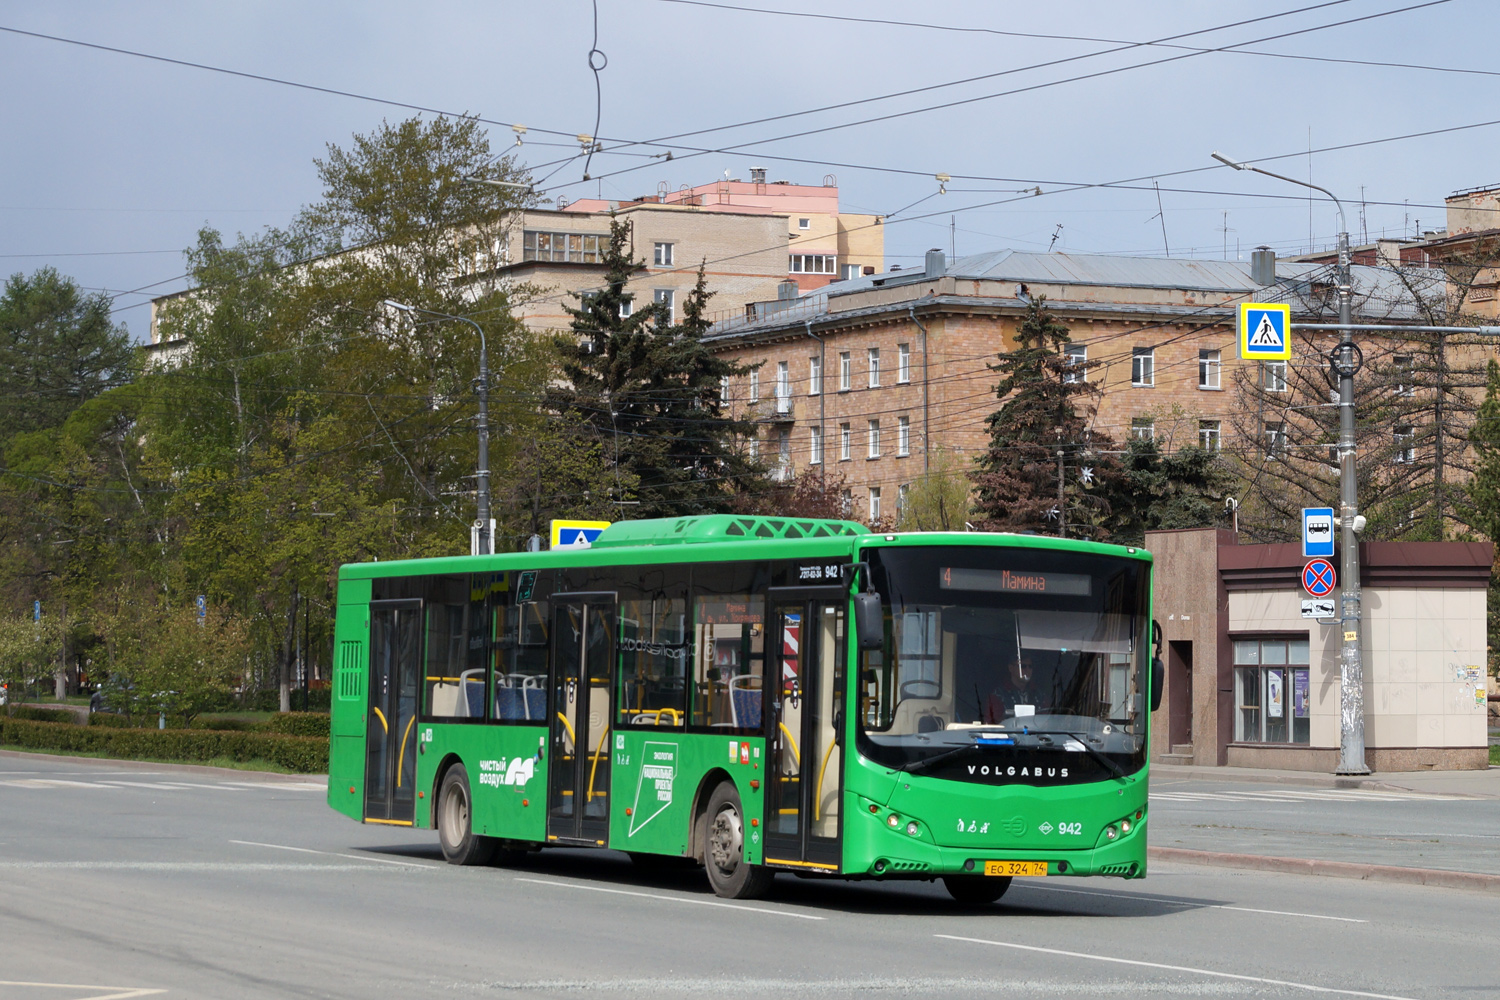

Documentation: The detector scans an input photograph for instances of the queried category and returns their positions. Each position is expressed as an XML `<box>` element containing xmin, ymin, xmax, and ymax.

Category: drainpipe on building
<box><xmin>804</xmin><ymin>319</ymin><xmax>825</xmax><ymax>488</ymax></box>
<box><xmin>908</xmin><ymin>304</ymin><xmax>931</xmax><ymax>474</ymax></box>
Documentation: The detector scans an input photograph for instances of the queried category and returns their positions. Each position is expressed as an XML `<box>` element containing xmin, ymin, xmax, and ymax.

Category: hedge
<box><xmin>8</xmin><ymin>706</ymin><xmax>80</xmax><ymax>724</ymax></box>
<box><xmin>0</xmin><ymin>718</ymin><xmax>327</xmax><ymax>773</ymax></box>
<box><xmin>265</xmin><ymin>712</ymin><xmax>331</xmax><ymax>738</ymax></box>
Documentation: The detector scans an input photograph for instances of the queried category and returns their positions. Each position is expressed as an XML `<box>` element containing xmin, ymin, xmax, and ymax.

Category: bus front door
<box><xmin>764</xmin><ymin>595</ymin><xmax>845</xmax><ymax>870</ymax></box>
<box><xmin>365</xmin><ymin>599</ymin><xmax>422</xmax><ymax>825</ymax></box>
<box><xmin>548</xmin><ymin>596</ymin><xmax>617</xmax><ymax>845</ymax></box>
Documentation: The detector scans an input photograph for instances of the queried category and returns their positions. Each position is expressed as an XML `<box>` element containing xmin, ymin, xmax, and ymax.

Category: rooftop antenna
<box><xmin>1048</xmin><ymin>224</ymin><xmax>1064</xmax><ymax>252</ymax></box>
<box><xmin>1148</xmin><ymin>181</ymin><xmax>1169</xmax><ymax>256</ymax></box>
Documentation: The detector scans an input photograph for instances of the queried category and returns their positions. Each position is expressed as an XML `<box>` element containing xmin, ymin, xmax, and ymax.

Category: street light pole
<box><xmin>1213</xmin><ymin>153</ymin><xmax>1369</xmax><ymax>775</ymax></box>
<box><xmin>383</xmin><ymin>301</ymin><xmax>492</xmax><ymax>556</ymax></box>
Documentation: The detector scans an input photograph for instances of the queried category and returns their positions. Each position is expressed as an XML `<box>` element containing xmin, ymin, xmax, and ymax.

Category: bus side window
<box><xmin>691</xmin><ymin>593</ymin><xmax>764</xmax><ymax>729</ymax></box>
<box><xmin>426</xmin><ymin>576</ymin><xmax>486</xmax><ymax>721</ymax></box>
<box><xmin>618</xmin><ymin>596</ymin><xmax>688</xmax><ymax>727</ymax></box>
<box><xmin>493</xmin><ymin>601</ymin><xmax>549</xmax><ymax>723</ymax></box>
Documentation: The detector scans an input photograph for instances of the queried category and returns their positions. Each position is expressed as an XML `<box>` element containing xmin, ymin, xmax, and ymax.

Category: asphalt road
<box><xmin>1</xmin><ymin>752</ymin><xmax>1495</xmax><ymax>1000</ymax></box>
<box><xmin>1148</xmin><ymin>775</ymin><xmax>1500</xmax><ymax>874</ymax></box>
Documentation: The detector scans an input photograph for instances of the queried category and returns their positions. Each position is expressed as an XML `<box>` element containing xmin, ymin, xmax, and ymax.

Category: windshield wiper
<box><xmin>1009</xmin><ymin>729</ymin><xmax>1128</xmax><ymax>780</ymax></box>
<box><xmin>894</xmin><ymin>745</ymin><xmax>977</xmax><ymax>774</ymax></box>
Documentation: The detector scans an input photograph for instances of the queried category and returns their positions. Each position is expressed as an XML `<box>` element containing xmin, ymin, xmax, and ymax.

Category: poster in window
<box><xmin>1293</xmin><ymin>669</ymin><xmax>1309</xmax><ymax>718</ymax></box>
<box><xmin>1267</xmin><ymin>669</ymin><xmax>1284</xmax><ymax>719</ymax></box>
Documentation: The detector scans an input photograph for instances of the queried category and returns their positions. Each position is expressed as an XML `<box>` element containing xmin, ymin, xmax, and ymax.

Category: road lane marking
<box><xmin>0</xmin><ymin>861</ymin><xmax>409</xmax><ymax>871</ymax></box>
<box><xmin>1012</xmin><ymin>882</ymin><xmax>1367</xmax><ymax>922</ymax></box>
<box><xmin>230</xmin><ymin>839</ymin><xmax>437</xmax><ymax>868</ymax></box>
<box><xmin>0</xmin><ymin>981</ymin><xmax>165</xmax><ymax>999</ymax></box>
<box><xmin>513</xmin><ymin>876</ymin><xmax>826</xmax><ymax>920</ymax></box>
<box><xmin>934</xmin><ymin>935</ymin><xmax>1421</xmax><ymax>1000</ymax></box>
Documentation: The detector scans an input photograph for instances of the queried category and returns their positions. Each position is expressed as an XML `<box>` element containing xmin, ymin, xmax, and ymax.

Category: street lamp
<box><xmin>1212</xmin><ymin>152</ymin><xmax>1369</xmax><ymax>775</ymax></box>
<box><xmin>382</xmin><ymin>300</ymin><xmax>493</xmax><ymax>557</ymax></box>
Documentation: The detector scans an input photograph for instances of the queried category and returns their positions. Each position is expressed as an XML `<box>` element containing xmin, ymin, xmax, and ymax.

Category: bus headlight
<box><xmin>906</xmin><ymin>821</ymin><xmax>920</xmax><ymax>837</ymax></box>
<box><xmin>887</xmin><ymin>813</ymin><xmax>901</xmax><ymax>828</ymax></box>
<box><xmin>1105</xmin><ymin>825</ymin><xmax>1118</xmax><ymax>840</ymax></box>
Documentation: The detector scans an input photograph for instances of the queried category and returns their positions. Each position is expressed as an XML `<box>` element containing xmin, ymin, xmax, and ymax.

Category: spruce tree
<box><xmin>548</xmin><ymin>219</ymin><xmax>758</xmax><ymax>517</ymax></box>
<box><xmin>971</xmin><ymin>296</ymin><xmax>1116</xmax><ymax>536</ymax></box>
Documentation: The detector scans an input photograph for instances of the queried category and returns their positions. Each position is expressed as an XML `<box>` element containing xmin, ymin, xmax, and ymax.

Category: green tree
<box><xmin>548</xmin><ymin>225</ymin><xmax>760</xmax><ymax>517</ymax></box>
<box><xmin>0</xmin><ymin>611</ymin><xmax>62</xmax><ymax>711</ymax></box>
<box><xmin>971</xmin><ymin>296</ymin><xmax>1119</xmax><ymax>537</ymax></box>
<box><xmin>899</xmin><ymin>449</ymin><xmax>971</xmax><ymax>530</ymax></box>
<box><xmin>1106</xmin><ymin>437</ymin><xmax>1235</xmax><ymax>544</ymax></box>
<box><xmin>119</xmin><ymin>602</ymin><xmax>251</xmax><ymax>727</ymax></box>
<box><xmin>0</xmin><ymin>267</ymin><xmax>132</xmax><ymax>442</ymax></box>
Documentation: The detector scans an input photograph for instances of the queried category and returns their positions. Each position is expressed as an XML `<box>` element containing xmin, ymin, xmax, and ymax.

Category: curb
<box><xmin>1150</xmin><ymin>763</ymin><xmax>1495</xmax><ymax>798</ymax></box>
<box><xmin>0</xmin><ymin>748</ymin><xmax>327</xmax><ymax>784</ymax></box>
<box><xmin>1148</xmin><ymin>846</ymin><xmax>1500</xmax><ymax>894</ymax></box>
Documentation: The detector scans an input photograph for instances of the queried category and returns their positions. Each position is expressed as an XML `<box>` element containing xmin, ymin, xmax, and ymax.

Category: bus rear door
<box><xmin>365</xmin><ymin>599</ymin><xmax>422</xmax><ymax>826</ymax></box>
<box><xmin>763</xmin><ymin>589</ymin><xmax>845</xmax><ymax>871</ymax></box>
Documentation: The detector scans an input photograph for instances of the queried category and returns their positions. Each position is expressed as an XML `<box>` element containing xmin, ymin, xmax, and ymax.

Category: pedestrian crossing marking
<box><xmin>1248</xmin><ymin>314</ymin><xmax>1281</xmax><ymax>347</ymax></box>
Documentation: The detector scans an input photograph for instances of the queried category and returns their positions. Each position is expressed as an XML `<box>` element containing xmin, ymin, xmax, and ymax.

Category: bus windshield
<box><xmin>857</xmin><ymin>546</ymin><xmax>1149</xmax><ymax>776</ymax></box>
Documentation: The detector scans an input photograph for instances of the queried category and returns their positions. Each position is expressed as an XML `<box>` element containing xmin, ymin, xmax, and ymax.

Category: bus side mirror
<box><xmin>852</xmin><ymin>592</ymin><xmax>884</xmax><ymax>651</ymax></box>
<box><xmin>1150</xmin><ymin>656</ymin><xmax>1164</xmax><ymax>713</ymax></box>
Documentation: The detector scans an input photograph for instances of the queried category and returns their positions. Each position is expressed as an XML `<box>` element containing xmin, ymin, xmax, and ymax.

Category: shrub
<box><xmin>245</xmin><ymin>689</ymin><xmax>331</xmax><ymax>713</ymax></box>
<box><xmin>0</xmin><ymin>718</ymin><xmax>328</xmax><ymax>773</ymax></box>
<box><xmin>265</xmin><ymin>712</ymin><xmax>330</xmax><ymax>738</ymax></box>
<box><xmin>88</xmin><ymin>712</ymin><xmax>142</xmax><ymax>728</ymax></box>
<box><xmin>9</xmin><ymin>706</ymin><xmax>80</xmax><ymax>725</ymax></box>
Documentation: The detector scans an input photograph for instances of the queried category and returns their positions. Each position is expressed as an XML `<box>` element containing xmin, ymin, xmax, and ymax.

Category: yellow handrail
<box><xmin>396</xmin><ymin>715</ymin><xmax>416</xmax><ymax>787</ymax></box>
<box><xmin>813</xmin><ymin>739</ymin><xmax>838</xmax><ymax>822</ymax></box>
<box><xmin>586</xmin><ymin>726</ymin><xmax>610</xmax><ymax>803</ymax></box>
<box><xmin>778</xmin><ymin>722</ymin><xmax>800</xmax><ymax>767</ymax></box>
<box><xmin>556</xmin><ymin>711</ymin><xmax>577</xmax><ymax>747</ymax></box>
<box><xmin>654</xmin><ymin>707</ymin><xmax>682</xmax><ymax>725</ymax></box>
<box><xmin>372</xmin><ymin>706</ymin><xmax>388</xmax><ymax>733</ymax></box>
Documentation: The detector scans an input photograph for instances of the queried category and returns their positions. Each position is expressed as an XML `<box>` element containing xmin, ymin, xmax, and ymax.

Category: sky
<box><xmin>0</xmin><ymin>0</ymin><xmax>1494</xmax><ymax>342</ymax></box>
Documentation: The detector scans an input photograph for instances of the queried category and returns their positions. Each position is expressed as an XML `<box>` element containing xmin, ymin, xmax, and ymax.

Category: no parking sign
<box><xmin>1302</xmin><ymin>558</ymin><xmax>1337</xmax><ymax>598</ymax></box>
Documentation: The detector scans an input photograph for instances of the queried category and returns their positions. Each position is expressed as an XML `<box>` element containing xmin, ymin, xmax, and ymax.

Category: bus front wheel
<box><xmin>702</xmin><ymin>781</ymin><xmax>773</xmax><ymax>900</ymax></box>
<box><xmin>438</xmin><ymin>764</ymin><xmax>496</xmax><ymax>866</ymax></box>
<box><xmin>942</xmin><ymin>874</ymin><xmax>1012</xmax><ymax>905</ymax></box>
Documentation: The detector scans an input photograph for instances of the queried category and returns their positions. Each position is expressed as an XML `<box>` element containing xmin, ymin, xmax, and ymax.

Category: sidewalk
<box><xmin>1152</xmin><ymin>761</ymin><xmax>1500</xmax><ymax>798</ymax></box>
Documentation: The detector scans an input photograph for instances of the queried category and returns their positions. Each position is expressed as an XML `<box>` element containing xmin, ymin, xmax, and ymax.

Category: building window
<box><xmin>839</xmin><ymin>423</ymin><xmax>851</xmax><ymax>461</ymax></box>
<box><xmin>776</xmin><ymin>361</ymin><xmax>790</xmax><ymax>400</ymax></box>
<box><xmin>1234</xmin><ymin>637</ymin><xmax>1311</xmax><ymax>744</ymax></box>
<box><xmin>654</xmin><ymin>288</ymin><xmax>675</xmax><ymax>321</ymax></box>
<box><xmin>840</xmin><ymin>263</ymin><xmax>862</xmax><ymax>281</ymax></box>
<box><xmin>1064</xmin><ymin>344</ymin><xmax>1087</xmax><ymax>384</ymax></box>
<box><xmin>808</xmin><ymin>355</ymin><xmax>822</xmax><ymax>396</ymax></box>
<box><xmin>809</xmin><ymin>425</ymin><xmax>823</xmax><ymax>465</ymax></box>
<box><xmin>1198</xmin><ymin>349</ymin><xmax>1221</xmax><ymax>389</ymax></box>
<box><xmin>1394</xmin><ymin>354</ymin><xmax>1414</xmax><ymax>397</ymax></box>
<box><xmin>719</xmin><ymin>375</ymin><xmax>729</xmax><ymax>404</ymax></box>
<box><xmin>840</xmin><ymin>488</ymin><xmax>852</xmax><ymax>517</ymax></box>
<box><xmin>798</xmin><ymin>218</ymin><xmax>811</xmax><ymax>230</ymax></box>
<box><xmin>1264</xmin><ymin>421</ymin><xmax>1286</xmax><ymax>458</ymax></box>
<box><xmin>1394</xmin><ymin>425</ymin><xmax>1415</xmax><ymax>464</ymax></box>
<box><xmin>653</xmin><ymin>242</ymin><xmax>674</xmax><ymax>266</ymax></box>
<box><xmin>1132</xmin><ymin>347</ymin><xmax>1154</xmax><ymax>387</ymax></box>
<box><xmin>898</xmin><ymin>482</ymin><xmax>910</xmax><ymax>519</ymax></box>
<box><xmin>522</xmin><ymin>230</ymin><xmax>606</xmax><ymax>263</ymax></box>
<box><xmin>748</xmin><ymin>433</ymin><xmax>758</xmax><ymax>462</ymax></box>
<box><xmin>839</xmin><ymin>352</ymin><xmax>851</xmax><ymax>391</ymax></box>
<box><xmin>1199</xmin><ymin>419</ymin><xmax>1221</xmax><ymax>452</ymax></box>
<box><xmin>749</xmin><ymin>370</ymin><xmax>759</xmax><ymax>403</ymax></box>
<box><xmin>789</xmin><ymin>254</ymin><xmax>837</xmax><ymax>274</ymax></box>
<box><xmin>867</xmin><ymin>419</ymin><xmax>882</xmax><ymax>459</ymax></box>
<box><xmin>897</xmin><ymin>415</ymin><xmax>911</xmax><ymax>456</ymax></box>
<box><xmin>868</xmin><ymin>348</ymin><xmax>881</xmax><ymax>388</ymax></box>
<box><xmin>776</xmin><ymin>427</ymin><xmax>791</xmax><ymax>478</ymax></box>
<box><xmin>897</xmin><ymin>343</ymin><xmax>911</xmax><ymax>383</ymax></box>
<box><xmin>1131</xmin><ymin>417</ymin><xmax>1155</xmax><ymax>442</ymax></box>
<box><xmin>619</xmin><ymin>296</ymin><xmax>633</xmax><ymax>319</ymax></box>
<box><xmin>869</xmin><ymin>487</ymin><xmax>882</xmax><ymax>522</ymax></box>
<box><xmin>1262</xmin><ymin>360</ymin><xmax>1287</xmax><ymax>393</ymax></box>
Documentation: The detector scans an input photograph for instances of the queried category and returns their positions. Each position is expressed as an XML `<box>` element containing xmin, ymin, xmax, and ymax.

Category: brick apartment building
<box><xmin>705</xmin><ymin>248</ymin><xmax>1441</xmax><ymax>522</ymax></box>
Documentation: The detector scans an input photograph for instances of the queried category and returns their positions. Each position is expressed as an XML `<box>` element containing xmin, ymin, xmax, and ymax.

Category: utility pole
<box><xmin>384</xmin><ymin>301</ymin><xmax>492</xmax><ymax>555</ymax></box>
<box><xmin>1213</xmin><ymin>152</ymin><xmax>1369</xmax><ymax>774</ymax></box>
<box><xmin>1056</xmin><ymin>446</ymin><xmax>1067</xmax><ymax>539</ymax></box>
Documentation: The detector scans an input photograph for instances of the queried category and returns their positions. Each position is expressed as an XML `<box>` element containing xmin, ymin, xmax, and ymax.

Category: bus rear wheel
<box><xmin>438</xmin><ymin>764</ymin><xmax>496</xmax><ymax>866</ymax></box>
<box><xmin>942</xmin><ymin>874</ymin><xmax>1012</xmax><ymax>905</ymax></box>
<box><xmin>702</xmin><ymin>781</ymin><xmax>773</xmax><ymax>900</ymax></box>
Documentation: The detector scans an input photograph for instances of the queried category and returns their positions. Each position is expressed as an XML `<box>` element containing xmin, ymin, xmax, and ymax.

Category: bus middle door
<box><xmin>548</xmin><ymin>594</ymin><xmax>617</xmax><ymax>845</ymax></box>
<box><xmin>364</xmin><ymin>599</ymin><xmax>422</xmax><ymax>826</ymax></box>
<box><xmin>763</xmin><ymin>588</ymin><xmax>845</xmax><ymax>871</ymax></box>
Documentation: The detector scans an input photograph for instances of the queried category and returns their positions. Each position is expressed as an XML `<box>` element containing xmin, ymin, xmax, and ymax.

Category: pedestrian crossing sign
<box><xmin>550</xmin><ymin>519</ymin><xmax>612</xmax><ymax>549</ymax></box>
<box><xmin>1239</xmin><ymin>302</ymin><xmax>1291</xmax><ymax>360</ymax></box>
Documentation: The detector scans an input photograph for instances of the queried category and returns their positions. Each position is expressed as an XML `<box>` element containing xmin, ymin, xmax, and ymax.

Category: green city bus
<box><xmin>327</xmin><ymin>514</ymin><xmax>1159</xmax><ymax>903</ymax></box>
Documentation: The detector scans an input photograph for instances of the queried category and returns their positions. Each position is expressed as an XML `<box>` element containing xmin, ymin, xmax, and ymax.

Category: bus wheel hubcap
<box><xmin>709</xmin><ymin>806</ymin><xmax>742</xmax><ymax>874</ymax></box>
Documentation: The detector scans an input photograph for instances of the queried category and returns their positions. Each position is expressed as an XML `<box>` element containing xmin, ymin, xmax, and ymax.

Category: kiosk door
<box><xmin>548</xmin><ymin>595</ymin><xmax>616</xmax><ymax>844</ymax></box>
<box><xmin>763</xmin><ymin>591</ymin><xmax>845</xmax><ymax>869</ymax></box>
<box><xmin>365</xmin><ymin>599</ymin><xmax>422</xmax><ymax>825</ymax></box>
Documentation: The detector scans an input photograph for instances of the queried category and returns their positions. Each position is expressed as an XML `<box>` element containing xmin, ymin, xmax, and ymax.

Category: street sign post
<box><xmin>550</xmin><ymin>519</ymin><xmax>612</xmax><ymax>549</ymax></box>
<box><xmin>1239</xmin><ymin>302</ymin><xmax>1292</xmax><ymax>360</ymax></box>
<box><xmin>1302</xmin><ymin>507</ymin><xmax>1335</xmax><ymax>558</ymax></box>
<box><xmin>1302</xmin><ymin>558</ymin><xmax>1337</xmax><ymax>598</ymax></box>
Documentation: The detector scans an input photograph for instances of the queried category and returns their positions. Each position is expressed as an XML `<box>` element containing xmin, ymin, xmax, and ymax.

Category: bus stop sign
<box><xmin>1302</xmin><ymin>558</ymin><xmax>1337</xmax><ymax>598</ymax></box>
